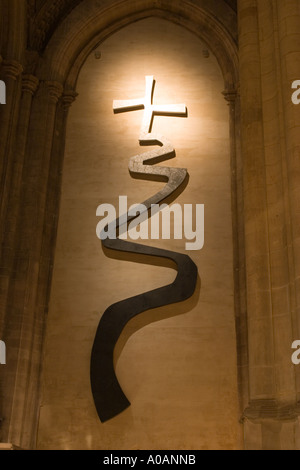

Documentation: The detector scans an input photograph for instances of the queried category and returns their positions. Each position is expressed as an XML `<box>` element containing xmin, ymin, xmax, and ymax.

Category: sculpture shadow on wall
<box><xmin>101</xmin><ymin>173</ymin><xmax>201</xmax><ymax>397</ymax></box>
<box><xmin>91</xmin><ymin>76</ymin><xmax>199</xmax><ymax>423</ymax></box>
<box><xmin>113</xmin><ymin>267</ymin><xmax>201</xmax><ymax>368</ymax></box>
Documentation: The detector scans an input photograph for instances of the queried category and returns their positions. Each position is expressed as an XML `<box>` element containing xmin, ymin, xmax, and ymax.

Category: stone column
<box><xmin>276</xmin><ymin>0</ymin><xmax>300</xmax><ymax>443</ymax></box>
<box><xmin>0</xmin><ymin>75</ymin><xmax>39</xmax><ymax>338</ymax></box>
<box><xmin>239</xmin><ymin>0</ymin><xmax>276</xmax><ymax>409</ymax></box>
<box><xmin>238</xmin><ymin>0</ymin><xmax>300</xmax><ymax>450</ymax></box>
<box><xmin>276</xmin><ymin>0</ymin><xmax>300</xmax><ymax>356</ymax></box>
<box><xmin>0</xmin><ymin>75</ymin><xmax>39</xmax><ymax>444</ymax></box>
<box><xmin>223</xmin><ymin>89</ymin><xmax>248</xmax><ymax>415</ymax></box>
<box><xmin>0</xmin><ymin>60</ymin><xmax>23</xmax><ymax>229</ymax></box>
<box><xmin>1</xmin><ymin>80</ymin><xmax>64</xmax><ymax>449</ymax></box>
<box><xmin>0</xmin><ymin>63</ymin><xmax>23</xmax><ymax>444</ymax></box>
<box><xmin>258</xmin><ymin>0</ymin><xmax>298</xmax><ymax>408</ymax></box>
<box><xmin>34</xmin><ymin>89</ymin><xmax>78</xmax><ymax>327</ymax></box>
<box><xmin>23</xmin><ymin>89</ymin><xmax>78</xmax><ymax>448</ymax></box>
<box><xmin>38</xmin><ymin>89</ymin><xmax>78</xmax><ymax>315</ymax></box>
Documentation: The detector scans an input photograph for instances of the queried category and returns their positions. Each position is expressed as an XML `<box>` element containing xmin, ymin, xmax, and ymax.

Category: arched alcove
<box><xmin>37</xmin><ymin>16</ymin><xmax>242</xmax><ymax>450</ymax></box>
<box><xmin>0</xmin><ymin>1</ymin><xmax>245</xmax><ymax>450</ymax></box>
<box><xmin>2</xmin><ymin>0</ymin><xmax>300</xmax><ymax>452</ymax></box>
<box><xmin>38</xmin><ymin>0</ymin><xmax>238</xmax><ymax>92</ymax></box>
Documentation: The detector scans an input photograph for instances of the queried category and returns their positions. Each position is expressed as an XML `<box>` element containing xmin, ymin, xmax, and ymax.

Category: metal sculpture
<box><xmin>91</xmin><ymin>76</ymin><xmax>198</xmax><ymax>422</ymax></box>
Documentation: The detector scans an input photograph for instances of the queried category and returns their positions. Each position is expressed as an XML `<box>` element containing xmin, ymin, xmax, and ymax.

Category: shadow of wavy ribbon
<box><xmin>91</xmin><ymin>77</ymin><xmax>198</xmax><ymax>422</ymax></box>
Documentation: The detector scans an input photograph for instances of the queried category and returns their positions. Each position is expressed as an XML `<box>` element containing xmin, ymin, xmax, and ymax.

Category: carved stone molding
<box><xmin>2</xmin><ymin>60</ymin><xmax>23</xmax><ymax>80</ymax></box>
<box><xmin>61</xmin><ymin>90</ymin><xmax>78</xmax><ymax>110</ymax></box>
<box><xmin>243</xmin><ymin>400</ymin><xmax>300</xmax><ymax>423</ymax></box>
<box><xmin>222</xmin><ymin>89</ymin><xmax>238</xmax><ymax>103</ymax></box>
<box><xmin>29</xmin><ymin>0</ymin><xmax>83</xmax><ymax>52</ymax></box>
<box><xmin>0</xmin><ymin>443</ymin><xmax>14</xmax><ymax>450</ymax></box>
<box><xmin>223</xmin><ymin>89</ymin><xmax>239</xmax><ymax>113</ymax></box>
<box><xmin>44</xmin><ymin>80</ymin><xmax>64</xmax><ymax>103</ymax></box>
<box><xmin>21</xmin><ymin>74</ymin><xmax>39</xmax><ymax>96</ymax></box>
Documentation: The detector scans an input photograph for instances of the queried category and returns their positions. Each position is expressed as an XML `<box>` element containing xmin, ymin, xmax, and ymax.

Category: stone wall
<box><xmin>239</xmin><ymin>0</ymin><xmax>300</xmax><ymax>450</ymax></box>
<box><xmin>0</xmin><ymin>0</ymin><xmax>239</xmax><ymax>449</ymax></box>
<box><xmin>36</xmin><ymin>18</ymin><xmax>242</xmax><ymax>450</ymax></box>
<box><xmin>1</xmin><ymin>0</ymin><xmax>299</xmax><ymax>450</ymax></box>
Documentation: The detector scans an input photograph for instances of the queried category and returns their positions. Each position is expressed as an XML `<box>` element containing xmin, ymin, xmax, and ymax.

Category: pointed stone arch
<box><xmin>38</xmin><ymin>0</ymin><xmax>238</xmax><ymax>94</ymax></box>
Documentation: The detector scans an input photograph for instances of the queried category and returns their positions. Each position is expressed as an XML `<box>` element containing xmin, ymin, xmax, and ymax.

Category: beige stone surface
<box><xmin>36</xmin><ymin>18</ymin><xmax>241</xmax><ymax>450</ymax></box>
<box><xmin>2</xmin><ymin>0</ymin><xmax>300</xmax><ymax>451</ymax></box>
<box><xmin>0</xmin><ymin>443</ymin><xmax>13</xmax><ymax>450</ymax></box>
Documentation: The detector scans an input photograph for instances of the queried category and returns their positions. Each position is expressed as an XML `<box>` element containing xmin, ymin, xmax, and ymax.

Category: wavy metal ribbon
<box><xmin>91</xmin><ymin>76</ymin><xmax>198</xmax><ymax>422</ymax></box>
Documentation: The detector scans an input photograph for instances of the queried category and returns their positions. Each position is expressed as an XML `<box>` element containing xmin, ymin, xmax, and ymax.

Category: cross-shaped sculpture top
<box><xmin>113</xmin><ymin>76</ymin><xmax>187</xmax><ymax>139</ymax></box>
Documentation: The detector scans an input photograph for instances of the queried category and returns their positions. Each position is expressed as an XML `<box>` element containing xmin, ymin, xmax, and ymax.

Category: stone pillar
<box><xmin>238</xmin><ymin>0</ymin><xmax>300</xmax><ymax>449</ymax></box>
<box><xmin>276</xmin><ymin>0</ymin><xmax>300</xmax><ymax>440</ymax></box>
<box><xmin>0</xmin><ymin>76</ymin><xmax>39</xmax><ymax>444</ymax></box>
<box><xmin>1</xmin><ymin>80</ymin><xmax>64</xmax><ymax>449</ymax></box>
<box><xmin>276</xmin><ymin>0</ymin><xmax>300</xmax><ymax>356</ymax></box>
<box><xmin>239</xmin><ymin>0</ymin><xmax>276</xmax><ymax>409</ymax></box>
<box><xmin>0</xmin><ymin>60</ymin><xmax>23</xmax><ymax>230</ymax></box>
<box><xmin>0</xmin><ymin>75</ymin><xmax>39</xmax><ymax>338</ymax></box>
<box><xmin>25</xmin><ymin>89</ymin><xmax>78</xmax><ymax>447</ymax></box>
<box><xmin>38</xmin><ymin>89</ymin><xmax>78</xmax><ymax>315</ymax></box>
<box><xmin>224</xmin><ymin>89</ymin><xmax>248</xmax><ymax>415</ymax></box>
<box><xmin>0</xmin><ymin>64</ymin><xmax>23</xmax><ymax>442</ymax></box>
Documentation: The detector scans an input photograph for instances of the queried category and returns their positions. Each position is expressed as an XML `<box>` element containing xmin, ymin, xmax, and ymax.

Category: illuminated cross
<box><xmin>113</xmin><ymin>76</ymin><xmax>187</xmax><ymax>139</ymax></box>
